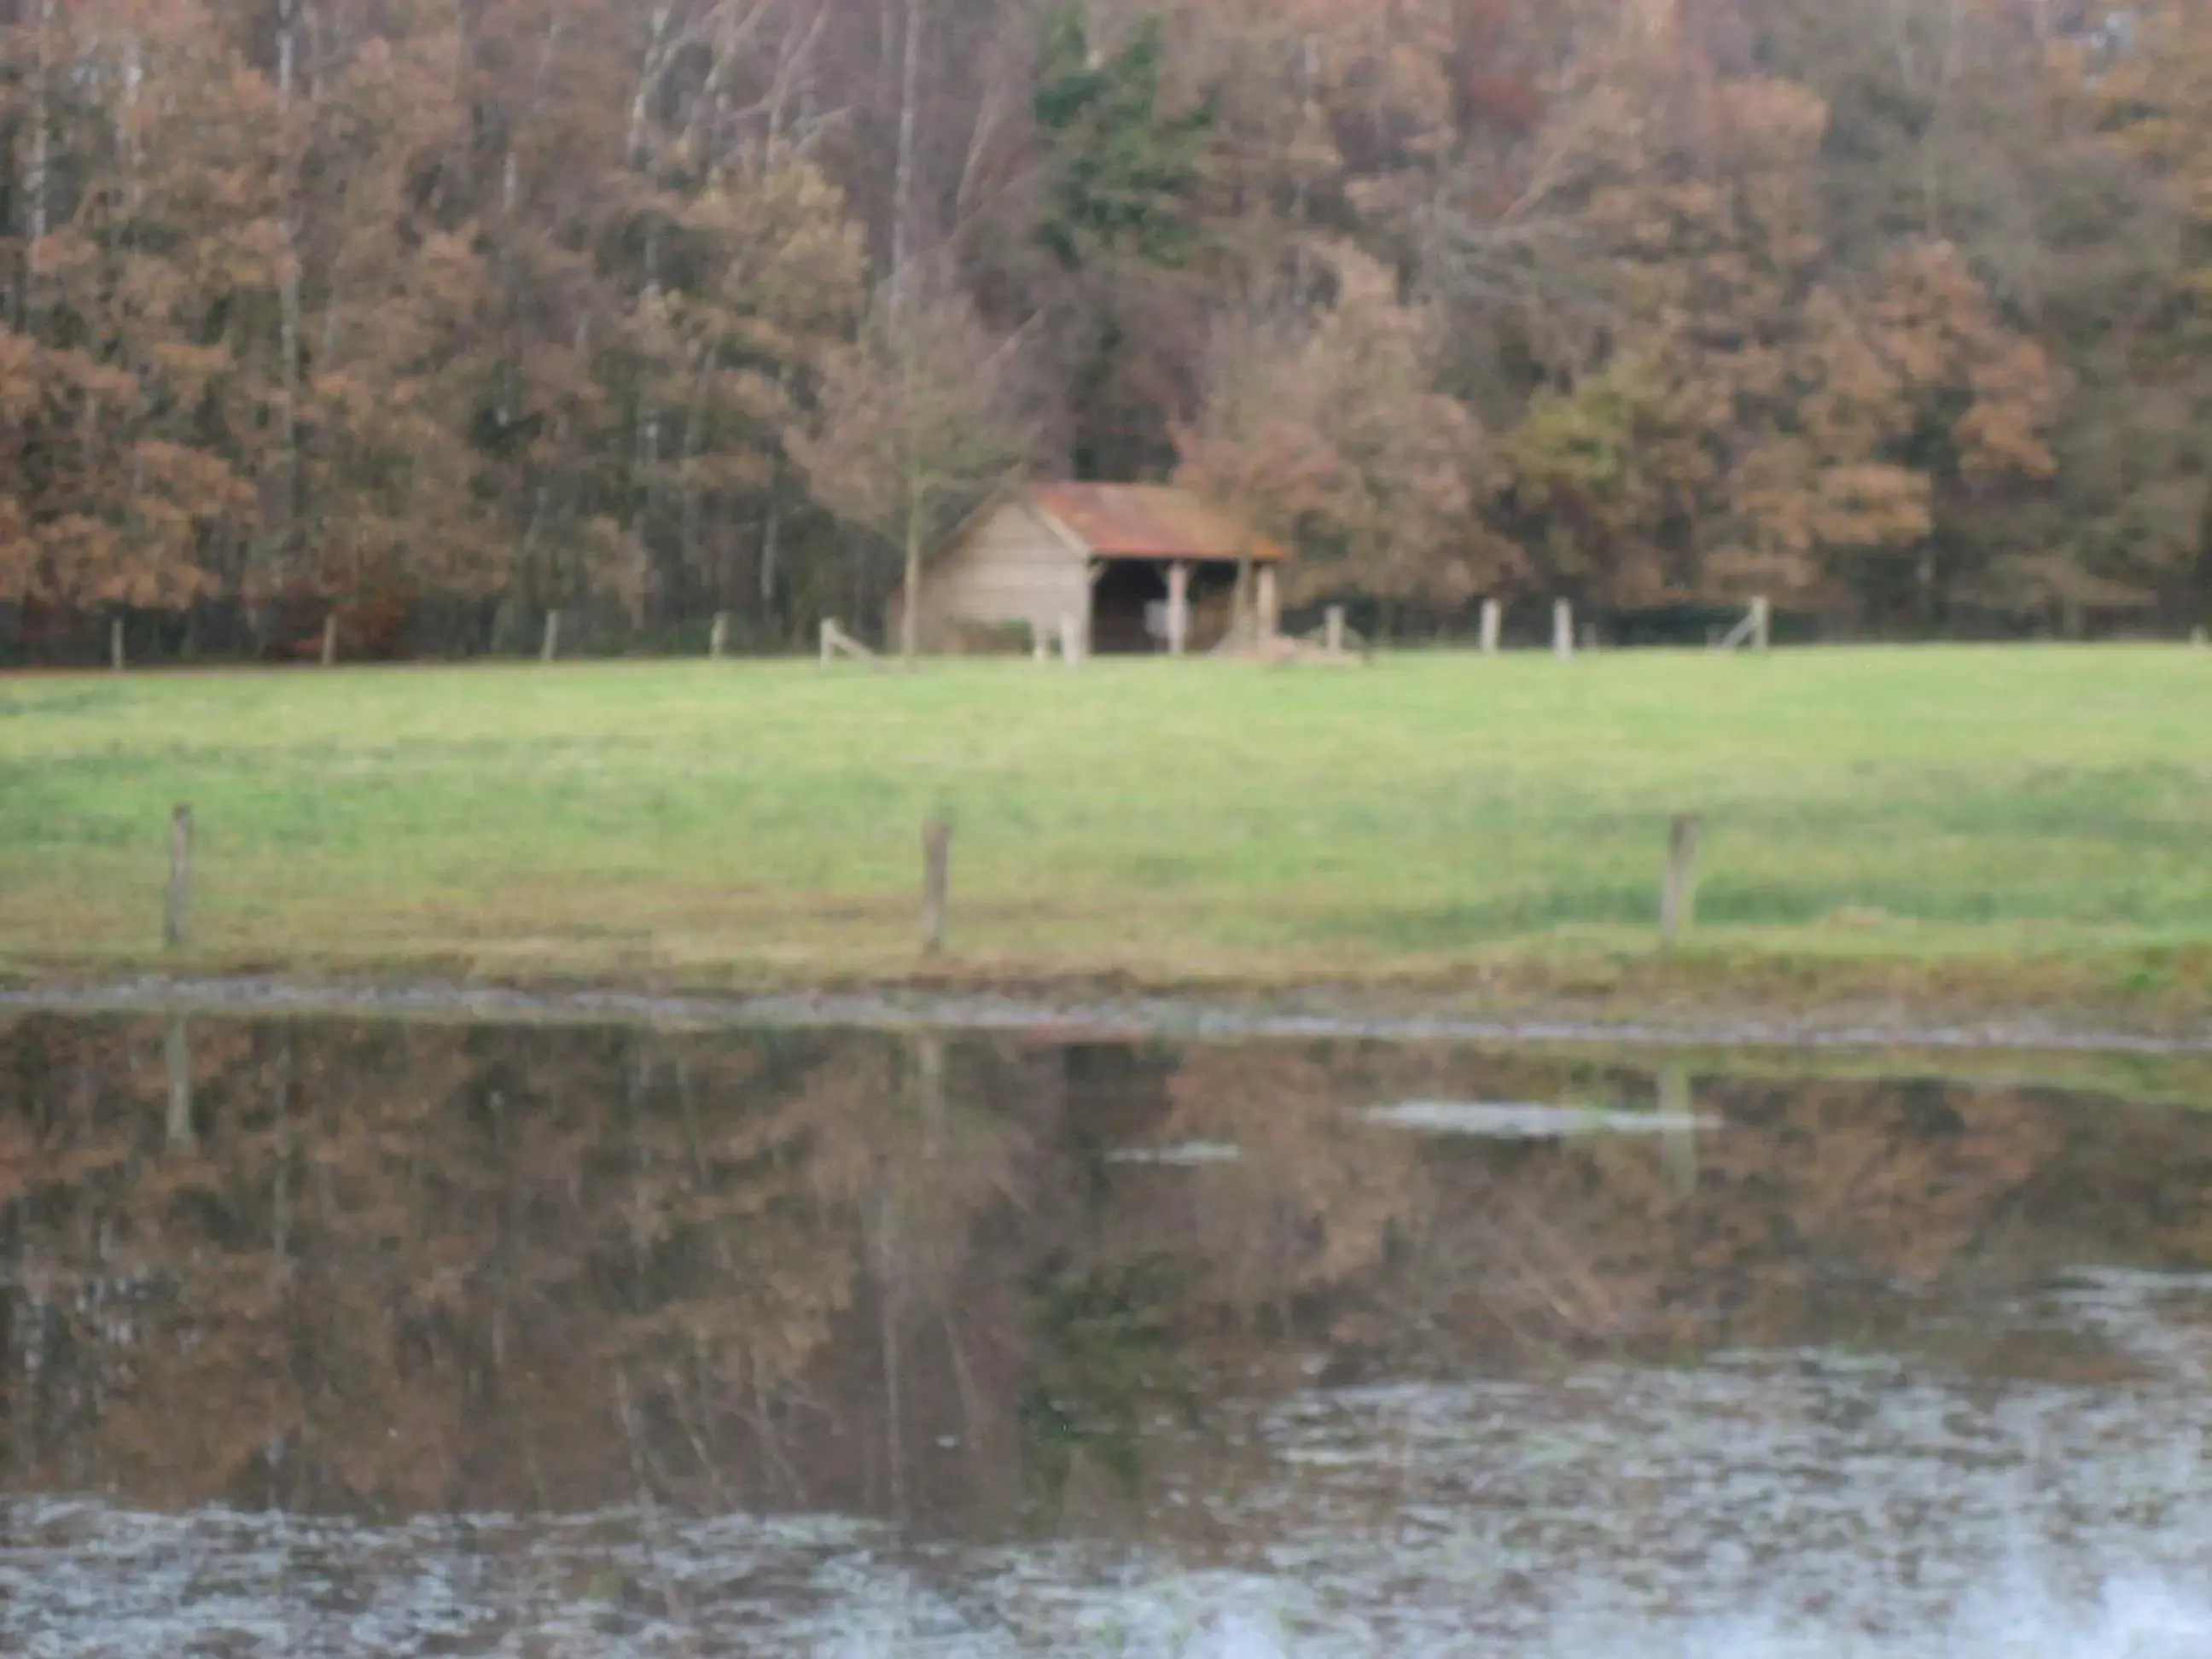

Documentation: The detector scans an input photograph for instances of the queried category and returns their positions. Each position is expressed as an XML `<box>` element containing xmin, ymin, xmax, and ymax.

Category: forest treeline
<box><xmin>1</xmin><ymin>0</ymin><xmax>2209</xmax><ymax>660</ymax></box>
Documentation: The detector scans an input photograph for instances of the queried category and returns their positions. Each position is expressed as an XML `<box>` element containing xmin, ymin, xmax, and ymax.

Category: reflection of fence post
<box><xmin>915</xmin><ymin>1032</ymin><xmax>947</xmax><ymax>1155</ymax></box>
<box><xmin>165</xmin><ymin>1015</ymin><xmax>195</xmax><ymax>1150</ymax></box>
<box><xmin>111</xmin><ymin>618</ymin><xmax>126</xmax><ymax>673</ymax></box>
<box><xmin>165</xmin><ymin>806</ymin><xmax>194</xmax><ymax>950</ymax></box>
<box><xmin>540</xmin><ymin>609</ymin><xmax>562</xmax><ymax>663</ymax></box>
<box><xmin>710</xmin><ymin>612</ymin><xmax>730</xmax><ymax>660</ymax></box>
<box><xmin>1480</xmin><ymin>599</ymin><xmax>1501</xmax><ymax>656</ymax></box>
<box><xmin>1661</xmin><ymin>812</ymin><xmax>1702</xmax><ymax>947</ymax></box>
<box><xmin>1658</xmin><ymin>1062</ymin><xmax>1697</xmax><ymax>1200</ymax></box>
<box><xmin>922</xmin><ymin>817</ymin><xmax>952</xmax><ymax>956</ymax></box>
<box><xmin>1553</xmin><ymin>600</ymin><xmax>1575</xmax><ymax>661</ymax></box>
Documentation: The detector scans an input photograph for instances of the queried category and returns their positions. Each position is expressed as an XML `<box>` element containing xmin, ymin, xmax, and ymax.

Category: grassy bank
<box><xmin>2</xmin><ymin>647</ymin><xmax>2207</xmax><ymax>1022</ymax></box>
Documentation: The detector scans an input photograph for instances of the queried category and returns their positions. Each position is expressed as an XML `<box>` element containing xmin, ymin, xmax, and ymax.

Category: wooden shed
<box><xmin>894</xmin><ymin>484</ymin><xmax>1290</xmax><ymax>655</ymax></box>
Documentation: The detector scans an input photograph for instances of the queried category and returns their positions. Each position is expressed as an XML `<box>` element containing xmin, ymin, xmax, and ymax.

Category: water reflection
<box><xmin>2</xmin><ymin>1016</ymin><xmax>2209</xmax><ymax>1656</ymax></box>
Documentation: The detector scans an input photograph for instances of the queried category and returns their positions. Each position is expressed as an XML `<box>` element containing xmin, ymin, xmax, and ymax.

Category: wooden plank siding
<box><xmin>897</xmin><ymin>499</ymin><xmax>1090</xmax><ymax>650</ymax></box>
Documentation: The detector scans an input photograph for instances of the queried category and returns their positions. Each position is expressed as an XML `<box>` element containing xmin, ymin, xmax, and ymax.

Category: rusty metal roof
<box><xmin>1027</xmin><ymin>484</ymin><xmax>1289</xmax><ymax>563</ymax></box>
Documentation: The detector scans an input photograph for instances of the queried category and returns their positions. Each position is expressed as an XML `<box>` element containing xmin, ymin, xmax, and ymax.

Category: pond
<box><xmin>1</xmin><ymin>1014</ymin><xmax>2208</xmax><ymax>1656</ymax></box>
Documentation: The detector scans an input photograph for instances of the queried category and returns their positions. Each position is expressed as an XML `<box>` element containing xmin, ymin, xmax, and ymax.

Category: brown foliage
<box><xmin>0</xmin><ymin>0</ymin><xmax>2202</xmax><ymax>643</ymax></box>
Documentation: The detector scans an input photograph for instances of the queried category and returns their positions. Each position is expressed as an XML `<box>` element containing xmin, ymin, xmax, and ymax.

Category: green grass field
<box><xmin>1</xmin><ymin>647</ymin><xmax>2208</xmax><ymax>1010</ymax></box>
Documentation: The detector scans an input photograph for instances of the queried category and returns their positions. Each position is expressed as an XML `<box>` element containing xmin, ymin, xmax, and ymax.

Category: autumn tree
<box><xmin>788</xmin><ymin>280</ymin><xmax>1033</xmax><ymax>663</ymax></box>
<box><xmin>2083</xmin><ymin>0</ymin><xmax>2212</xmax><ymax>626</ymax></box>
<box><xmin>0</xmin><ymin>3</ymin><xmax>270</xmax><ymax>622</ymax></box>
<box><xmin>1480</xmin><ymin>9</ymin><xmax>2058</xmax><ymax>620</ymax></box>
<box><xmin>1179</xmin><ymin>245</ymin><xmax>1494</xmax><ymax>611</ymax></box>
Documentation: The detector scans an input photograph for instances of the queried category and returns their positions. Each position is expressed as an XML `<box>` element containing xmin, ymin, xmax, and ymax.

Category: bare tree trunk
<box><xmin>271</xmin><ymin>1033</ymin><xmax>295</xmax><ymax>1259</ymax></box>
<box><xmin>678</xmin><ymin>390</ymin><xmax>705</xmax><ymax>594</ymax></box>
<box><xmin>1291</xmin><ymin>35</ymin><xmax>1319</xmax><ymax>302</ymax></box>
<box><xmin>873</xmin><ymin>1187</ymin><xmax>907</xmax><ymax>1521</ymax></box>
<box><xmin>20</xmin><ymin>0</ymin><xmax>55</xmax><ymax>327</ymax></box>
<box><xmin>627</xmin><ymin>7</ymin><xmax>673</xmax><ymax>170</ymax></box>
<box><xmin>901</xmin><ymin>471</ymin><xmax>924</xmax><ymax>666</ymax></box>
<box><xmin>119</xmin><ymin>31</ymin><xmax>144</xmax><ymax>220</ymax></box>
<box><xmin>276</xmin><ymin>0</ymin><xmax>304</xmax><ymax>597</ymax></box>
<box><xmin>891</xmin><ymin>0</ymin><xmax>922</xmax><ymax>298</ymax></box>
<box><xmin>626</xmin><ymin>11</ymin><xmax>672</xmax><ymax>629</ymax></box>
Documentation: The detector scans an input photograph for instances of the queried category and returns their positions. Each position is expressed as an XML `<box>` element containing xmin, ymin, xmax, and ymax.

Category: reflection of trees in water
<box><xmin>1143</xmin><ymin>1047</ymin><xmax>1431</xmax><ymax>1311</ymax></box>
<box><xmin>2</xmin><ymin>1018</ymin><xmax>2208</xmax><ymax>1530</ymax></box>
<box><xmin>0</xmin><ymin>1018</ymin><xmax>1057</xmax><ymax>1521</ymax></box>
<box><xmin>1107</xmin><ymin>1043</ymin><xmax>2209</xmax><ymax>1379</ymax></box>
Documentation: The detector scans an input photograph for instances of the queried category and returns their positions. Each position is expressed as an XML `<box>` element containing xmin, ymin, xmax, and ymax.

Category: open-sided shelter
<box><xmin>892</xmin><ymin>483</ymin><xmax>1289</xmax><ymax>655</ymax></box>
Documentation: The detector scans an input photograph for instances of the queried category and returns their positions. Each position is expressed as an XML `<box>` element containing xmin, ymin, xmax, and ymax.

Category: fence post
<box><xmin>1324</xmin><ymin>605</ymin><xmax>1347</xmax><ymax>657</ymax></box>
<box><xmin>165</xmin><ymin>805</ymin><xmax>194</xmax><ymax>950</ymax></box>
<box><xmin>111</xmin><ymin>617</ymin><xmax>125</xmax><ymax>673</ymax></box>
<box><xmin>540</xmin><ymin>609</ymin><xmax>562</xmax><ymax>663</ymax></box>
<box><xmin>710</xmin><ymin>612</ymin><xmax>730</xmax><ymax>660</ymax></box>
<box><xmin>821</xmin><ymin>619</ymin><xmax>835</xmax><ymax>665</ymax></box>
<box><xmin>322</xmin><ymin>613</ymin><xmax>339</xmax><ymax>667</ymax></box>
<box><xmin>1751</xmin><ymin>596</ymin><xmax>1772</xmax><ymax>653</ymax></box>
<box><xmin>1553</xmin><ymin>599</ymin><xmax>1575</xmax><ymax>661</ymax></box>
<box><xmin>2192</xmin><ymin>626</ymin><xmax>2208</xmax><ymax>649</ymax></box>
<box><xmin>1480</xmin><ymin>598</ymin><xmax>1501</xmax><ymax>656</ymax></box>
<box><xmin>1660</xmin><ymin>812</ymin><xmax>1702</xmax><ymax>947</ymax></box>
<box><xmin>1061</xmin><ymin>613</ymin><xmax>1082</xmax><ymax>668</ymax></box>
<box><xmin>921</xmin><ymin>817</ymin><xmax>952</xmax><ymax>956</ymax></box>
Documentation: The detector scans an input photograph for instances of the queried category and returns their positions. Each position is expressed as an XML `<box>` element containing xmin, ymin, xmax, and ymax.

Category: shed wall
<box><xmin>912</xmin><ymin>502</ymin><xmax>1089</xmax><ymax>646</ymax></box>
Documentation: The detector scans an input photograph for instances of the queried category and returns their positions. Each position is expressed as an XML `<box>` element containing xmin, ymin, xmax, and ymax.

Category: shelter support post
<box><xmin>1167</xmin><ymin>561</ymin><xmax>1190</xmax><ymax>657</ymax></box>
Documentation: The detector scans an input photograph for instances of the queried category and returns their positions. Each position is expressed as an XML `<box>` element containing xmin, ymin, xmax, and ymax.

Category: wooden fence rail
<box><xmin>1714</xmin><ymin>597</ymin><xmax>1772</xmax><ymax>653</ymax></box>
<box><xmin>819</xmin><ymin>620</ymin><xmax>878</xmax><ymax>665</ymax></box>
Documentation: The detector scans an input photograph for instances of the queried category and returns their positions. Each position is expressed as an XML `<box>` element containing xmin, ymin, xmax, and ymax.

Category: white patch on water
<box><xmin>1360</xmin><ymin>1100</ymin><xmax>1719</xmax><ymax>1138</ymax></box>
<box><xmin>5</xmin><ymin>1274</ymin><xmax>2209</xmax><ymax>1659</ymax></box>
<box><xmin>1107</xmin><ymin>1141</ymin><xmax>1246</xmax><ymax>1166</ymax></box>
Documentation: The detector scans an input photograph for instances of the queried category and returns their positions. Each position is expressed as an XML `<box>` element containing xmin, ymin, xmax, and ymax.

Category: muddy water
<box><xmin>1</xmin><ymin>1016</ymin><xmax>2208</xmax><ymax>1656</ymax></box>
